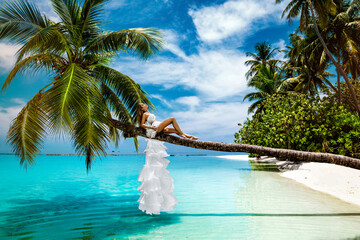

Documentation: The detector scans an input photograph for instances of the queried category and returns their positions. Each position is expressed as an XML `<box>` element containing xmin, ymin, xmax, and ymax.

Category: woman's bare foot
<box><xmin>180</xmin><ymin>133</ymin><xmax>188</xmax><ymax>138</ymax></box>
<box><xmin>180</xmin><ymin>133</ymin><xmax>198</xmax><ymax>140</ymax></box>
<box><xmin>189</xmin><ymin>136</ymin><xmax>199</xmax><ymax>140</ymax></box>
<box><xmin>184</xmin><ymin>133</ymin><xmax>199</xmax><ymax>140</ymax></box>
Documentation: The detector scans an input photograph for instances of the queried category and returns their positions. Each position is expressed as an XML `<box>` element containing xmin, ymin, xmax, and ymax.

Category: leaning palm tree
<box><xmin>275</xmin><ymin>0</ymin><xmax>360</xmax><ymax>115</ymax></box>
<box><xmin>0</xmin><ymin>0</ymin><xmax>164</xmax><ymax>171</ymax></box>
<box><xmin>245</xmin><ymin>41</ymin><xmax>280</xmax><ymax>80</ymax></box>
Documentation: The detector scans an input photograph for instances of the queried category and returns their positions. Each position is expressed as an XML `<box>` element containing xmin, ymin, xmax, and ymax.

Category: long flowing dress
<box><xmin>137</xmin><ymin>113</ymin><xmax>178</xmax><ymax>215</ymax></box>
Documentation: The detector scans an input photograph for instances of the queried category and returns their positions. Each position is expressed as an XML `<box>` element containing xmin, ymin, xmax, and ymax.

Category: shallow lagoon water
<box><xmin>1</xmin><ymin>154</ymin><xmax>360</xmax><ymax>239</ymax></box>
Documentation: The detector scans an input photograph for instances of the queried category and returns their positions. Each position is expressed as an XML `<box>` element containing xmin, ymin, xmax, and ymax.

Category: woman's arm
<box><xmin>140</xmin><ymin>113</ymin><xmax>156</xmax><ymax>129</ymax></box>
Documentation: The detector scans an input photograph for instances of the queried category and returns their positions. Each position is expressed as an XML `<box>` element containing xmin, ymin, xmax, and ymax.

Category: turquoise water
<box><xmin>1</xmin><ymin>154</ymin><xmax>360</xmax><ymax>239</ymax></box>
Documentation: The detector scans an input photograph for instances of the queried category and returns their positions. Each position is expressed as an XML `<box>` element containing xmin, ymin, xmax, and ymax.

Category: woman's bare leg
<box><xmin>164</xmin><ymin>127</ymin><xmax>198</xmax><ymax>138</ymax></box>
<box><xmin>163</xmin><ymin>127</ymin><xmax>181</xmax><ymax>136</ymax></box>
<box><xmin>157</xmin><ymin>117</ymin><xmax>192</xmax><ymax>138</ymax></box>
<box><xmin>156</xmin><ymin>117</ymin><xmax>184</xmax><ymax>135</ymax></box>
<box><xmin>157</xmin><ymin>118</ymin><xmax>199</xmax><ymax>140</ymax></box>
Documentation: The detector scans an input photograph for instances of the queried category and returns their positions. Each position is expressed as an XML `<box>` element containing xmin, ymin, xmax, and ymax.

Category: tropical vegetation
<box><xmin>236</xmin><ymin>94</ymin><xmax>360</xmax><ymax>158</ymax></box>
<box><xmin>0</xmin><ymin>0</ymin><xmax>164</xmax><ymax>171</ymax></box>
<box><xmin>276</xmin><ymin>0</ymin><xmax>360</xmax><ymax>115</ymax></box>
<box><xmin>237</xmin><ymin>0</ymin><xmax>360</xmax><ymax>159</ymax></box>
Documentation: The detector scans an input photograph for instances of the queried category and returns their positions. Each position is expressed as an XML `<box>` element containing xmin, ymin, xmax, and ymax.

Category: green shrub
<box><xmin>235</xmin><ymin>94</ymin><xmax>360</xmax><ymax>158</ymax></box>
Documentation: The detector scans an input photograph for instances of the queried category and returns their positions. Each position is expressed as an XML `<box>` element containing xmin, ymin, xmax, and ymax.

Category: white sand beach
<box><xmin>218</xmin><ymin>155</ymin><xmax>360</xmax><ymax>206</ymax></box>
<box><xmin>280</xmin><ymin>162</ymin><xmax>360</xmax><ymax>206</ymax></box>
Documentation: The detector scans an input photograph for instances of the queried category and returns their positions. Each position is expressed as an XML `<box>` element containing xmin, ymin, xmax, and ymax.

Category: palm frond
<box><xmin>85</xmin><ymin>28</ymin><xmax>164</xmax><ymax>59</ymax></box>
<box><xmin>46</xmin><ymin>63</ymin><xmax>94</xmax><ymax>134</ymax></box>
<box><xmin>0</xmin><ymin>0</ymin><xmax>50</xmax><ymax>44</ymax></box>
<box><xmin>133</xmin><ymin>136</ymin><xmax>139</xmax><ymax>153</ymax></box>
<box><xmin>248</xmin><ymin>99</ymin><xmax>265</xmax><ymax>114</ymax></box>
<box><xmin>101</xmin><ymin>83</ymin><xmax>133</xmax><ymax>124</ymax></box>
<box><xmin>50</xmin><ymin>0</ymin><xmax>81</xmax><ymax>26</ymax></box>
<box><xmin>15</xmin><ymin>23</ymin><xmax>70</xmax><ymax>62</ymax></box>
<box><xmin>72</xmin><ymin>84</ymin><xmax>109</xmax><ymax>172</ymax></box>
<box><xmin>81</xmin><ymin>0</ymin><xmax>108</xmax><ymax>27</ymax></box>
<box><xmin>243</xmin><ymin>91</ymin><xmax>267</xmax><ymax>102</ymax></box>
<box><xmin>2</xmin><ymin>52</ymin><xmax>66</xmax><ymax>92</ymax></box>
<box><xmin>7</xmin><ymin>91</ymin><xmax>48</xmax><ymax>168</ymax></box>
<box><xmin>92</xmin><ymin>65</ymin><xmax>153</xmax><ymax>121</ymax></box>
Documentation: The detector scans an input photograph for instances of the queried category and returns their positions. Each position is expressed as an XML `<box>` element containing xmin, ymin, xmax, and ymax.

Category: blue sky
<box><xmin>0</xmin><ymin>0</ymin><xmax>299</xmax><ymax>155</ymax></box>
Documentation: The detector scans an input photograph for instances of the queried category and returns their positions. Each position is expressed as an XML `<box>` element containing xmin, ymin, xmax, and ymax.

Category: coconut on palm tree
<box><xmin>0</xmin><ymin>0</ymin><xmax>164</xmax><ymax>171</ymax></box>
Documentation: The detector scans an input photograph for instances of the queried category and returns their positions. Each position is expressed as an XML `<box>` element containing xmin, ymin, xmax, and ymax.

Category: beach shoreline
<box><xmin>280</xmin><ymin>162</ymin><xmax>360</xmax><ymax>206</ymax></box>
<box><xmin>217</xmin><ymin>154</ymin><xmax>360</xmax><ymax>207</ymax></box>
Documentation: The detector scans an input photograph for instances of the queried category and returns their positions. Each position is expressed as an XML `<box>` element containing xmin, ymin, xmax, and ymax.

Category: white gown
<box><xmin>137</xmin><ymin>113</ymin><xmax>178</xmax><ymax>215</ymax></box>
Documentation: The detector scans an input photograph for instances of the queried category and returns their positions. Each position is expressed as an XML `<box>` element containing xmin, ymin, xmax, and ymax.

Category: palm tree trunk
<box><xmin>112</xmin><ymin>119</ymin><xmax>360</xmax><ymax>170</ymax></box>
<box><xmin>322</xmin><ymin>77</ymin><xmax>337</xmax><ymax>92</ymax></box>
<box><xmin>337</xmin><ymin>41</ymin><xmax>341</xmax><ymax>104</ymax></box>
<box><xmin>308</xmin><ymin>2</ymin><xmax>360</xmax><ymax>115</ymax></box>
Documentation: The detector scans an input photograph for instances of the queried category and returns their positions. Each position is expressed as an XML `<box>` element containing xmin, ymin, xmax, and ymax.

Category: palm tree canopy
<box><xmin>0</xmin><ymin>0</ymin><xmax>164</xmax><ymax>171</ymax></box>
<box><xmin>282</xmin><ymin>29</ymin><xmax>336</xmax><ymax>96</ymax></box>
<box><xmin>275</xmin><ymin>0</ymin><xmax>337</xmax><ymax>32</ymax></box>
<box><xmin>326</xmin><ymin>0</ymin><xmax>360</xmax><ymax>79</ymax></box>
<box><xmin>243</xmin><ymin>63</ymin><xmax>283</xmax><ymax>114</ymax></box>
<box><xmin>276</xmin><ymin>0</ymin><xmax>360</xmax><ymax>116</ymax></box>
<box><xmin>245</xmin><ymin>41</ymin><xmax>280</xmax><ymax>79</ymax></box>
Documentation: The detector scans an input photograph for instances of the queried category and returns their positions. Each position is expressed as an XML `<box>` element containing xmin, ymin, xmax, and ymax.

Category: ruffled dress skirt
<box><xmin>137</xmin><ymin>131</ymin><xmax>178</xmax><ymax>215</ymax></box>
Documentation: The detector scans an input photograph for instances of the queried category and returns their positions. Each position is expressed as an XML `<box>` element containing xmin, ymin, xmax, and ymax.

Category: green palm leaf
<box><xmin>101</xmin><ymin>83</ymin><xmax>133</xmax><ymax>124</ymax></box>
<box><xmin>46</xmin><ymin>63</ymin><xmax>95</xmax><ymax>134</ymax></box>
<box><xmin>0</xmin><ymin>0</ymin><xmax>50</xmax><ymax>44</ymax></box>
<box><xmin>2</xmin><ymin>52</ymin><xmax>67</xmax><ymax>92</ymax></box>
<box><xmin>72</xmin><ymin>85</ymin><xmax>109</xmax><ymax>172</ymax></box>
<box><xmin>101</xmin><ymin>83</ymin><xmax>140</xmax><ymax>151</ymax></box>
<box><xmin>85</xmin><ymin>28</ymin><xmax>164</xmax><ymax>59</ymax></box>
<box><xmin>81</xmin><ymin>0</ymin><xmax>108</xmax><ymax>27</ymax></box>
<box><xmin>93</xmin><ymin>65</ymin><xmax>154</xmax><ymax>120</ymax></box>
<box><xmin>7</xmin><ymin>91</ymin><xmax>48</xmax><ymax>168</ymax></box>
<box><xmin>50</xmin><ymin>0</ymin><xmax>81</xmax><ymax>26</ymax></box>
<box><xmin>15</xmin><ymin>23</ymin><xmax>70</xmax><ymax>62</ymax></box>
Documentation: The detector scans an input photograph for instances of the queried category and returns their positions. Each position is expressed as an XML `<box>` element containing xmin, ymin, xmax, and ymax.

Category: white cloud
<box><xmin>105</xmin><ymin>0</ymin><xmax>127</xmax><ymax>10</ymax></box>
<box><xmin>115</xmin><ymin>48</ymin><xmax>249</xmax><ymax>101</ymax></box>
<box><xmin>188</xmin><ymin>0</ymin><xmax>288</xmax><ymax>43</ymax></box>
<box><xmin>162</xmin><ymin>29</ymin><xmax>189</xmax><ymax>60</ymax></box>
<box><xmin>151</xmin><ymin>94</ymin><xmax>171</xmax><ymax>107</ymax></box>
<box><xmin>175</xmin><ymin>96</ymin><xmax>200</xmax><ymax>110</ymax></box>
<box><xmin>171</xmin><ymin>101</ymin><xmax>251</xmax><ymax>139</ymax></box>
<box><xmin>0</xmin><ymin>43</ymin><xmax>20</xmax><ymax>73</ymax></box>
<box><xmin>0</xmin><ymin>99</ymin><xmax>25</xmax><ymax>137</ymax></box>
<box><xmin>273</xmin><ymin>39</ymin><xmax>287</xmax><ymax>61</ymax></box>
<box><xmin>10</xmin><ymin>98</ymin><xmax>26</xmax><ymax>105</ymax></box>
